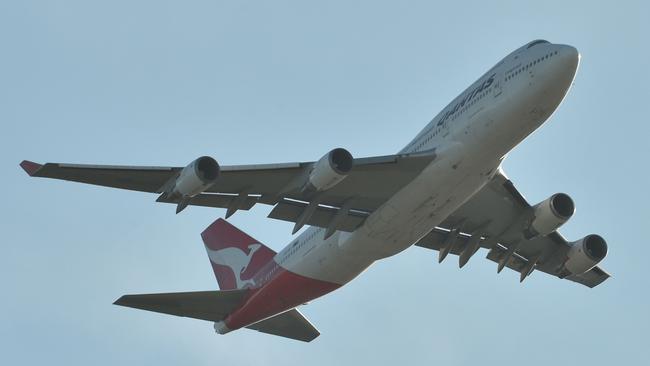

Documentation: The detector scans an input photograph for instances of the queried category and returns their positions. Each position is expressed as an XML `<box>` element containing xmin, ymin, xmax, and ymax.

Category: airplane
<box><xmin>20</xmin><ymin>39</ymin><xmax>610</xmax><ymax>342</ymax></box>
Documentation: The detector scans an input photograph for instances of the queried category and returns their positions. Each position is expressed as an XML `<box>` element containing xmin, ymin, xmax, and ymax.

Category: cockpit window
<box><xmin>527</xmin><ymin>39</ymin><xmax>550</xmax><ymax>49</ymax></box>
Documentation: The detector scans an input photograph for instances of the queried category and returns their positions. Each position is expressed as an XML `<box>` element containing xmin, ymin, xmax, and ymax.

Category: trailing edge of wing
<box><xmin>415</xmin><ymin>227</ymin><xmax>609</xmax><ymax>288</ymax></box>
<box><xmin>21</xmin><ymin>151</ymin><xmax>436</xmax><ymax>215</ymax></box>
<box><xmin>268</xmin><ymin>199</ymin><xmax>368</xmax><ymax>233</ymax></box>
<box><xmin>21</xmin><ymin>160</ymin><xmax>177</xmax><ymax>193</ymax></box>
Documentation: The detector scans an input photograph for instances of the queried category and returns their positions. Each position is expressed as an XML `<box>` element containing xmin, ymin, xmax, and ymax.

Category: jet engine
<box><xmin>304</xmin><ymin>148</ymin><xmax>353</xmax><ymax>192</ymax></box>
<box><xmin>171</xmin><ymin>156</ymin><xmax>220</xmax><ymax>198</ymax></box>
<box><xmin>525</xmin><ymin>193</ymin><xmax>575</xmax><ymax>238</ymax></box>
<box><xmin>564</xmin><ymin>234</ymin><xmax>608</xmax><ymax>275</ymax></box>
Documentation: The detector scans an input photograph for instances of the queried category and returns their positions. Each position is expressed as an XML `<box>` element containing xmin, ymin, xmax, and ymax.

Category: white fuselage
<box><xmin>275</xmin><ymin>41</ymin><xmax>580</xmax><ymax>286</ymax></box>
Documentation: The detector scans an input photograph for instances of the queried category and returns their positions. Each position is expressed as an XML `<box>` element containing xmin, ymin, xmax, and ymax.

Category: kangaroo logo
<box><xmin>206</xmin><ymin>243</ymin><xmax>262</xmax><ymax>288</ymax></box>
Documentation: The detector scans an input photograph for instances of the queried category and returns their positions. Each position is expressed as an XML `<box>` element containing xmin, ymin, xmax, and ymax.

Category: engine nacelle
<box><xmin>172</xmin><ymin>156</ymin><xmax>220</xmax><ymax>198</ymax></box>
<box><xmin>305</xmin><ymin>148</ymin><xmax>353</xmax><ymax>192</ymax></box>
<box><xmin>564</xmin><ymin>234</ymin><xmax>608</xmax><ymax>275</ymax></box>
<box><xmin>525</xmin><ymin>193</ymin><xmax>575</xmax><ymax>238</ymax></box>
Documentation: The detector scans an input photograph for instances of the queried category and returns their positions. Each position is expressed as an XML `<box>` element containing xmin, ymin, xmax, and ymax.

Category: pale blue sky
<box><xmin>2</xmin><ymin>1</ymin><xmax>649</xmax><ymax>365</ymax></box>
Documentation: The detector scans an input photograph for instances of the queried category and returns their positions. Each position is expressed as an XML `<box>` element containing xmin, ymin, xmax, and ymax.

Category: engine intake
<box><xmin>305</xmin><ymin>148</ymin><xmax>353</xmax><ymax>192</ymax></box>
<box><xmin>564</xmin><ymin>234</ymin><xmax>608</xmax><ymax>275</ymax></box>
<box><xmin>172</xmin><ymin>156</ymin><xmax>220</xmax><ymax>198</ymax></box>
<box><xmin>525</xmin><ymin>193</ymin><xmax>575</xmax><ymax>238</ymax></box>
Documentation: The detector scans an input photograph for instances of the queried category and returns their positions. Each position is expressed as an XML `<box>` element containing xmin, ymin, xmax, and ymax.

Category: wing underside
<box><xmin>21</xmin><ymin>155</ymin><xmax>610</xmax><ymax>287</ymax></box>
<box><xmin>21</xmin><ymin>152</ymin><xmax>434</xmax><ymax>234</ymax></box>
<box><xmin>414</xmin><ymin>169</ymin><xmax>610</xmax><ymax>288</ymax></box>
<box><xmin>415</xmin><ymin>227</ymin><xmax>609</xmax><ymax>287</ymax></box>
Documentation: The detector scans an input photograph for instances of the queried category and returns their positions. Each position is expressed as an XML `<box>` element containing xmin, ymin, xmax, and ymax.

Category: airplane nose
<box><xmin>528</xmin><ymin>44</ymin><xmax>581</xmax><ymax>118</ymax></box>
<box><xmin>540</xmin><ymin>44</ymin><xmax>580</xmax><ymax>94</ymax></box>
<box><xmin>555</xmin><ymin>45</ymin><xmax>580</xmax><ymax>75</ymax></box>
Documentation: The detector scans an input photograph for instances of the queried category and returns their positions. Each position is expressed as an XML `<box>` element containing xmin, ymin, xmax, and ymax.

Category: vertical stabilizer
<box><xmin>201</xmin><ymin>218</ymin><xmax>276</xmax><ymax>290</ymax></box>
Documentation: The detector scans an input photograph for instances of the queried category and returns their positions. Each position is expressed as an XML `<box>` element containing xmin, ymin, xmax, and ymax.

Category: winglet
<box><xmin>20</xmin><ymin>160</ymin><xmax>43</xmax><ymax>176</ymax></box>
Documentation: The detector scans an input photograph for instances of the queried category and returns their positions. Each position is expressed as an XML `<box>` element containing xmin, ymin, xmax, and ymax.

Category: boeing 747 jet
<box><xmin>21</xmin><ymin>40</ymin><xmax>609</xmax><ymax>342</ymax></box>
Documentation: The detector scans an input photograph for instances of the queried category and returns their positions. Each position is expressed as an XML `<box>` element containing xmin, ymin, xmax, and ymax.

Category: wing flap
<box><xmin>113</xmin><ymin>289</ymin><xmax>248</xmax><ymax>322</ymax></box>
<box><xmin>156</xmin><ymin>193</ymin><xmax>258</xmax><ymax>211</ymax></box>
<box><xmin>268</xmin><ymin>199</ymin><xmax>367</xmax><ymax>232</ymax></box>
<box><xmin>415</xmin><ymin>226</ymin><xmax>609</xmax><ymax>287</ymax></box>
<box><xmin>246</xmin><ymin>309</ymin><xmax>320</xmax><ymax>342</ymax></box>
<box><xmin>566</xmin><ymin>267</ymin><xmax>611</xmax><ymax>288</ymax></box>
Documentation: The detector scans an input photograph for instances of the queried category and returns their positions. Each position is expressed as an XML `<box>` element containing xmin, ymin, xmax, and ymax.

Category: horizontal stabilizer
<box><xmin>113</xmin><ymin>289</ymin><xmax>248</xmax><ymax>322</ymax></box>
<box><xmin>246</xmin><ymin>309</ymin><xmax>320</xmax><ymax>342</ymax></box>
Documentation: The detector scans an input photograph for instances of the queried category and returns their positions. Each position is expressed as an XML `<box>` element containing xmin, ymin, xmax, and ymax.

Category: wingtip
<box><xmin>113</xmin><ymin>295</ymin><xmax>128</xmax><ymax>306</ymax></box>
<box><xmin>20</xmin><ymin>160</ymin><xmax>43</xmax><ymax>176</ymax></box>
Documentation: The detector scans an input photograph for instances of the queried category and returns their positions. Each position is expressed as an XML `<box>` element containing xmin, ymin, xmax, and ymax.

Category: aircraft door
<box><xmin>493</xmin><ymin>77</ymin><xmax>503</xmax><ymax>98</ymax></box>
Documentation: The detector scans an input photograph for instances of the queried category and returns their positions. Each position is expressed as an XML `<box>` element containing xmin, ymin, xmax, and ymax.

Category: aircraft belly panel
<box><xmin>285</xmin><ymin>153</ymin><xmax>499</xmax><ymax>285</ymax></box>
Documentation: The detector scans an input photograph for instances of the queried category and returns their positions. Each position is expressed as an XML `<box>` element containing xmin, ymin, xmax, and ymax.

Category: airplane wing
<box><xmin>414</xmin><ymin>169</ymin><xmax>610</xmax><ymax>288</ymax></box>
<box><xmin>20</xmin><ymin>151</ymin><xmax>434</xmax><ymax>232</ymax></box>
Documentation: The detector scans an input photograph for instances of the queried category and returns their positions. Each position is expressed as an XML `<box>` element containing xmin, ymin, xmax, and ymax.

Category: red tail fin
<box><xmin>201</xmin><ymin>219</ymin><xmax>276</xmax><ymax>290</ymax></box>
